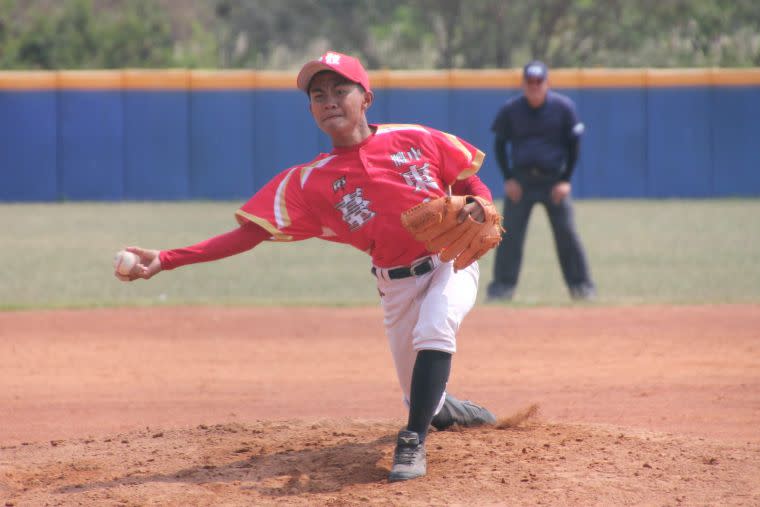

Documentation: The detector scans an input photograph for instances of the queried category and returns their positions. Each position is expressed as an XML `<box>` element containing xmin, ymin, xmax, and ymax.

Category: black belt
<box><xmin>519</xmin><ymin>167</ymin><xmax>559</xmax><ymax>179</ymax></box>
<box><xmin>371</xmin><ymin>257</ymin><xmax>434</xmax><ymax>280</ymax></box>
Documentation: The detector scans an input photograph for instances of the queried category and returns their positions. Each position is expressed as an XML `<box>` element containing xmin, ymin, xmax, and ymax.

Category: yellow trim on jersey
<box><xmin>375</xmin><ymin>124</ymin><xmax>429</xmax><ymax>135</ymax></box>
<box><xmin>442</xmin><ymin>132</ymin><xmax>472</xmax><ymax>161</ymax></box>
<box><xmin>300</xmin><ymin>165</ymin><xmax>316</xmax><ymax>187</ymax></box>
<box><xmin>458</xmin><ymin>148</ymin><xmax>485</xmax><ymax>179</ymax></box>
<box><xmin>274</xmin><ymin>169</ymin><xmax>296</xmax><ymax>229</ymax></box>
<box><xmin>375</xmin><ymin>124</ymin><xmax>484</xmax><ymax>180</ymax></box>
<box><xmin>300</xmin><ymin>155</ymin><xmax>335</xmax><ymax>187</ymax></box>
<box><xmin>234</xmin><ymin>157</ymin><xmax>334</xmax><ymax>244</ymax></box>
<box><xmin>235</xmin><ymin>210</ymin><xmax>293</xmax><ymax>241</ymax></box>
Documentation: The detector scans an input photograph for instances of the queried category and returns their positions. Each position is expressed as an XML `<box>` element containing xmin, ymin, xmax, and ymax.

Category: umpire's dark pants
<box><xmin>491</xmin><ymin>179</ymin><xmax>594</xmax><ymax>292</ymax></box>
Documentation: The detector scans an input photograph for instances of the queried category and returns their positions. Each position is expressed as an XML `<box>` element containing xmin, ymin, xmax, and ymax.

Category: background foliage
<box><xmin>1</xmin><ymin>0</ymin><xmax>759</xmax><ymax>70</ymax></box>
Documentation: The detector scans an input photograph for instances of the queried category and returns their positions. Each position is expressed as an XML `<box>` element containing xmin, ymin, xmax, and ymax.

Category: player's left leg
<box><xmin>388</xmin><ymin>348</ymin><xmax>449</xmax><ymax>482</ymax></box>
<box><xmin>378</xmin><ymin>258</ymin><xmax>495</xmax><ymax>481</ymax></box>
<box><xmin>544</xmin><ymin>193</ymin><xmax>596</xmax><ymax>299</ymax></box>
<box><xmin>375</xmin><ymin>258</ymin><xmax>441</xmax><ymax>482</ymax></box>
<box><xmin>392</xmin><ymin>261</ymin><xmax>495</xmax><ymax>481</ymax></box>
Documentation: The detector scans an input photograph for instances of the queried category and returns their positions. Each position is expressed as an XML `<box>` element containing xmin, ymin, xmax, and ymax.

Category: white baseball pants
<box><xmin>373</xmin><ymin>255</ymin><xmax>479</xmax><ymax>407</ymax></box>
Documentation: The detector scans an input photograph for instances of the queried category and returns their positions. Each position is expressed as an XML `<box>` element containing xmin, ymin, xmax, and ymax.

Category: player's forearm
<box><xmin>159</xmin><ymin>221</ymin><xmax>270</xmax><ymax>270</ymax></box>
<box><xmin>451</xmin><ymin>174</ymin><xmax>493</xmax><ymax>202</ymax></box>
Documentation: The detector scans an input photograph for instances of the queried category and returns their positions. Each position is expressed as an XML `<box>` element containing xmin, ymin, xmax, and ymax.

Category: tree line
<box><xmin>1</xmin><ymin>0</ymin><xmax>758</xmax><ymax>70</ymax></box>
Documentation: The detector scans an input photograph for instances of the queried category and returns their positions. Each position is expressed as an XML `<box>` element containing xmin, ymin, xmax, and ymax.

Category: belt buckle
<box><xmin>410</xmin><ymin>257</ymin><xmax>430</xmax><ymax>276</ymax></box>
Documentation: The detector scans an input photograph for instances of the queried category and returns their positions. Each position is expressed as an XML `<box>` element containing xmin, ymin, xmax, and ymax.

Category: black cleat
<box><xmin>388</xmin><ymin>430</ymin><xmax>427</xmax><ymax>482</ymax></box>
<box><xmin>431</xmin><ymin>394</ymin><xmax>497</xmax><ymax>431</ymax></box>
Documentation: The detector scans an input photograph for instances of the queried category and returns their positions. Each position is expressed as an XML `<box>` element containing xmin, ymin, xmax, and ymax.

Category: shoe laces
<box><xmin>395</xmin><ymin>444</ymin><xmax>420</xmax><ymax>465</ymax></box>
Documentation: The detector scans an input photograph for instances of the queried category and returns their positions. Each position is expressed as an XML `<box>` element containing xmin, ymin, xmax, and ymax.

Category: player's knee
<box><xmin>412</xmin><ymin>324</ymin><xmax>457</xmax><ymax>353</ymax></box>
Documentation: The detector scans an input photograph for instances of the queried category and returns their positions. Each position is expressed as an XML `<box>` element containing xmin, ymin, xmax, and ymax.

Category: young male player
<box><xmin>117</xmin><ymin>51</ymin><xmax>498</xmax><ymax>482</ymax></box>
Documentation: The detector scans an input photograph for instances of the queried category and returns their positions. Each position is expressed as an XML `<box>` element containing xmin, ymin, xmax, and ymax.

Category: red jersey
<box><xmin>236</xmin><ymin>124</ymin><xmax>486</xmax><ymax>268</ymax></box>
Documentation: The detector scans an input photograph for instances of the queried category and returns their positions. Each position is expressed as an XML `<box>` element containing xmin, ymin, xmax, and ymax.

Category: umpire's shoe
<box><xmin>388</xmin><ymin>430</ymin><xmax>426</xmax><ymax>482</ymax></box>
<box><xmin>431</xmin><ymin>394</ymin><xmax>497</xmax><ymax>431</ymax></box>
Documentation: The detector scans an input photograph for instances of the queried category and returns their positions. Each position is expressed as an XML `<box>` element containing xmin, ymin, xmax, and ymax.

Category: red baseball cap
<box><xmin>296</xmin><ymin>51</ymin><xmax>371</xmax><ymax>93</ymax></box>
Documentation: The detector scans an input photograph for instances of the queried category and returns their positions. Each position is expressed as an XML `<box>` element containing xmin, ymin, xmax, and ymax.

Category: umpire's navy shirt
<box><xmin>491</xmin><ymin>90</ymin><xmax>583</xmax><ymax>180</ymax></box>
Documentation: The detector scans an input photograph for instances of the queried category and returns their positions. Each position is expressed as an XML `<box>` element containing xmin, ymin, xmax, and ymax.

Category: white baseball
<box><xmin>114</xmin><ymin>250</ymin><xmax>139</xmax><ymax>276</ymax></box>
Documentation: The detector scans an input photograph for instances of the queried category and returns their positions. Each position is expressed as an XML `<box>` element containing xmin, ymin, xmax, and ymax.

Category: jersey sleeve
<box><xmin>490</xmin><ymin>104</ymin><xmax>511</xmax><ymax>138</ymax></box>
<box><xmin>564</xmin><ymin>97</ymin><xmax>585</xmax><ymax>139</ymax></box>
<box><xmin>235</xmin><ymin>165</ymin><xmax>322</xmax><ymax>241</ymax></box>
<box><xmin>159</xmin><ymin>221</ymin><xmax>270</xmax><ymax>270</ymax></box>
<box><xmin>451</xmin><ymin>174</ymin><xmax>493</xmax><ymax>202</ymax></box>
<box><xmin>427</xmin><ymin>127</ymin><xmax>486</xmax><ymax>185</ymax></box>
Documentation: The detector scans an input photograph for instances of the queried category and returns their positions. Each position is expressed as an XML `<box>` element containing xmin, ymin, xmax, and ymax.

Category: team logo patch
<box><xmin>321</xmin><ymin>52</ymin><xmax>341</xmax><ymax>65</ymax></box>
<box><xmin>335</xmin><ymin>187</ymin><xmax>376</xmax><ymax>231</ymax></box>
<box><xmin>332</xmin><ymin>175</ymin><xmax>347</xmax><ymax>192</ymax></box>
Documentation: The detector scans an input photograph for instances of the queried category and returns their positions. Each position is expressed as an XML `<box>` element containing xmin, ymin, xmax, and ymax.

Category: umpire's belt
<box><xmin>371</xmin><ymin>257</ymin><xmax>434</xmax><ymax>280</ymax></box>
<box><xmin>518</xmin><ymin>166</ymin><xmax>559</xmax><ymax>180</ymax></box>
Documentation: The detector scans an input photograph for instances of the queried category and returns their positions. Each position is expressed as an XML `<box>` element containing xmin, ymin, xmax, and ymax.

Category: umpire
<box><xmin>487</xmin><ymin>60</ymin><xmax>596</xmax><ymax>301</ymax></box>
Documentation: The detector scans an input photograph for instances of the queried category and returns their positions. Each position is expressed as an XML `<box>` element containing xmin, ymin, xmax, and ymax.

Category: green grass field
<box><xmin>1</xmin><ymin>199</ymin><xmax>758</xmax><ymax>309</ymax></box>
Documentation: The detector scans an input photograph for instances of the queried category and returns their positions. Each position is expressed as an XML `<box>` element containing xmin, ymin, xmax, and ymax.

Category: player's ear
<box><xmin>362</xmin><ymin>90</ymin><xmax>374</xmax><ymax>111</ymax></box>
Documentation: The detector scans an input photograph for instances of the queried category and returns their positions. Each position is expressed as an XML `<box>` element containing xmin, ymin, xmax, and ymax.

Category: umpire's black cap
<box><xmin>523</xmin><ymin>61</ymin><xmax>548</xmax><ymax>81</ymax></box>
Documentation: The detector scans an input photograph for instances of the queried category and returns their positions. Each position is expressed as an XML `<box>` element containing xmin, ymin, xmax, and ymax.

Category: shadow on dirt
<box><xmin>56</xmin><ymin>433</ymin><xmax>397</xmax><ymax>497</ymax></box>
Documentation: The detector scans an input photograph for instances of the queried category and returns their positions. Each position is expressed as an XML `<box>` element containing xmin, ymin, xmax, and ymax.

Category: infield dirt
<box><xmin>1</xmin><ymin>305</ymin><xmax>759</xmax><ymax>506</ymax></box>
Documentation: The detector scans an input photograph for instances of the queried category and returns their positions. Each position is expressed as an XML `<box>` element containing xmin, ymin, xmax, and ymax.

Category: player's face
<box><xmin>523</xmin><ymin>77</ymin><xmax>548</xmax><ymax>107</ymax></box>
<box><xmin>308</xmin><ymin>71</ymin><xmax>373</xmax><ymax>143</ymax></box>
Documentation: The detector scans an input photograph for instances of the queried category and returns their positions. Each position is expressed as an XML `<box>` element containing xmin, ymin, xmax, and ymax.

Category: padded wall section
<box><xmin>58</xmin><ymin>91</ymin><xmax>124</xmax><ymax>200</ymax></box>
<box><xmin>123</xmin><ymin>91</ymin><xmax>190</xmax><ymax>200</ymax></box>
<box><xmin>189</xmin><ymin>91</ymin><xmax>254</xmax><ymax>199</ymax></box>
<box><xmin>383</xmin><ymin>89</ymin><xmax>451</xmax><ymax>131</ymax></box>
<box><xmin>0</xmin><ymin>91</ymin><xmax>57</xmax><ymax>201</ymax></box>
<box><xmin>647</xmin><ymin>87</ymin><xmax>713</xmax><ymax>197</ymax></box>
<box><xmin>251</xmin><ymin>90</ymin><xmax>321</xmax><ymax>190</ymax></box>
<box><xmin>577</xmin><ymin>88</ymin><xmax>648</xmax><ymax>198</ymax></box>
<box><xmin>1</xmin><ymin>77</ymin><xmax>760</xmax><ymax>201</ymax></box>
<box><xmin>711</xmin><ymin>87</ymin><xmax>760</xmax><ymax>196</ymax></box>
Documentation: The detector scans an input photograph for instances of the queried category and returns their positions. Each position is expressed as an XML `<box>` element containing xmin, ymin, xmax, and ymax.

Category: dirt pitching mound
<box><xmin>1</xmin><ymin>305</ymin><xmax>759</xmax><ymax>505</ymax></box>
<box><xmin>3</xmin><ymin>417</ymin><xmax>759</xmax><ymax>506</ymax></box>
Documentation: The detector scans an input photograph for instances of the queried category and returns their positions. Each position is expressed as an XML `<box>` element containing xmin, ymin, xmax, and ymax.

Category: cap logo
<box><xmin>322</xmin><ymin>52</ymin><xmax>341</xmax><ymax>65</ymax></box>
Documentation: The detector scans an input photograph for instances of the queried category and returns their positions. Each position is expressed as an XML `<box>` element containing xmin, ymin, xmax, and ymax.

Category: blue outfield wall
<box><xmin>711</xmin><ymin>87</ymin><xmax>760</xmax><ymax>196</ymax></box>
<box><xmin>123</xmin><ymin>91</ymin><xmax>190</xmax><ymax>200</ymax></box>
<box><xmin>58</xmin><ymin>90</ymin><xmax>124</xmax><ymax>200</ymax></box>
<box><xmin>647</xmin><ymin>87</ymin><xmax>713</xmax><ymax>198</ymax></box>
<box><xmin>1</xmin><ymin>71</ymin><xmax>759</xmax><ymax>201</ymax></box>
<box><xmin>573</xmin><ymin>88</ymin><xmax>648</xmax><ymax>198</ymax></box>
<box><xmin>0</xmin><ymin>91</ymin><xmax>58</xmax><ymax>201</ymax></box>
<box><xmin>190</xmin><ymin>91</ymin><xmax>254</xmax><ymax>199</ymax></box>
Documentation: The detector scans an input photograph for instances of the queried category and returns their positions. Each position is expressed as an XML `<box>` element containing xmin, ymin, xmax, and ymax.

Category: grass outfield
<box><xmin>1</xmin><ymin>199</ymin><xmax>758</xmax><ymax>309</ymax></box>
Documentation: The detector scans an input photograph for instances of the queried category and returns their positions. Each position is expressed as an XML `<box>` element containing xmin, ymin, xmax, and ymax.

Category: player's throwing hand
<box><xmin>114</xmin><ymin>247</ymin><xmax>162</xmax><ymax>281</ymax></box>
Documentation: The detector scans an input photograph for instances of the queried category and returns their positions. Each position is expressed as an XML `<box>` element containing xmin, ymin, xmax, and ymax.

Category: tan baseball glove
<box><xmin>401</xmin><ymin>195</ymin><xmax>505</xmax><ymax>271</ymax></box>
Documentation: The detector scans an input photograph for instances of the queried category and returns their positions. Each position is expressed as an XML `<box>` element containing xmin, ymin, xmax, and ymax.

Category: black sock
<box><xmin>406</xmin><ymin>350</ymin><xmax>452</xmax><ymax>443</ymax></box>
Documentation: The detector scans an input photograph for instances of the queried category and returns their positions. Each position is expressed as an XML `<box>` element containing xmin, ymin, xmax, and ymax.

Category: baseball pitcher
<box><xmin>116</xmin><ymin>51</ymin><xmax>503</xmax><ymax>482</ymax></box>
